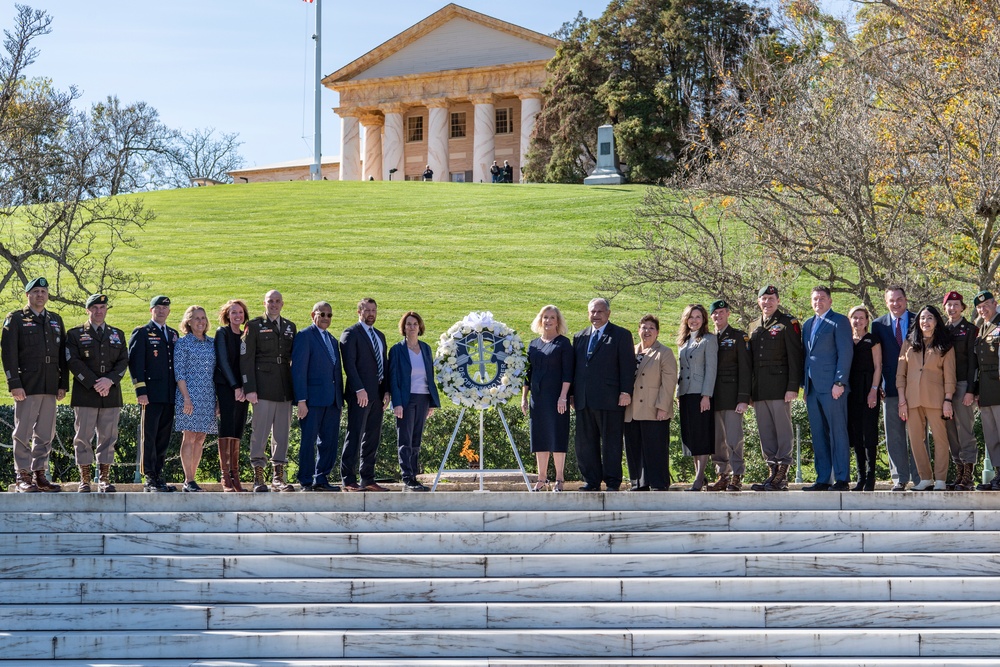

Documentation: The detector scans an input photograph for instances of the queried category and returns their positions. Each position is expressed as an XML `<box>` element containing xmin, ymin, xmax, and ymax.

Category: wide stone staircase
<box><xmin>1</xmin><ymin>489</ymin><xmax>999</xmax><ymax>666</ymax></box>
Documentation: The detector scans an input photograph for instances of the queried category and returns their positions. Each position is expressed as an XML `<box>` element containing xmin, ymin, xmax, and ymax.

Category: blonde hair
<box><xmin>218</xmin><ymin>299</ymin><xmax>249</xmax><ymax>329</ymax></box>
<box><xmin>179</xmin><ymin>305</ymin><xmax>207</xmax><ymax>335</ymax></box>
<box><xmin>848</xmin><ymin>305</ymin><xmax>871</xmax><ymax>329</ymax></box>
<box><xmin>530</xmin><ymin>305</ymin><xmax>568</xmax><ymax>336</ymax></box>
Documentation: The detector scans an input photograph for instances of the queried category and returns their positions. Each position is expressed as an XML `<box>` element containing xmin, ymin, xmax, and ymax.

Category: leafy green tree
<box><xmin>526</xmin><ymin>0</ymin><xmax>772</xmax><ymax>184</ymax></box>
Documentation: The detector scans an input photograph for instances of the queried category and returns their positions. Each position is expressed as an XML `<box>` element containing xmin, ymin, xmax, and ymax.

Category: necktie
<box><xmin>369</xmin><ymin>328</ymin><xmax>383</xmax><ymax>378</ymax></box>
<box><xmin>323</xmin><ymin>331</ymin><xmax>338</xmax><ymax>365</ymax></box>
<box><xmin>587</xmin><ymin>329</ymin><xmax>599</xmax><ymax>359</ymax></box>
<box><xmin>809</xmin><ymin>317</ymin><xmax>821</xmax><ymax>349</ymax></box>
<box><xmin>894</xmin><ymin>318</ymin><xmax>903</xmax><ymax>347</ymax></box>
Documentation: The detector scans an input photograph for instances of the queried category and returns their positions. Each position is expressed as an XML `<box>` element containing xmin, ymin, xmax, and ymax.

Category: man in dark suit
<box><xmin>66</xmin><ymin>294</ymin><xmax>129</xmax><ymax>493</ymax></box>
<box><xmin>128</xmin><ymin>295</ymin><xmax>178</xmax><ymax>492</ymax></box>
<box><xmin>340</xmin><ymin>297</ymin><xmax>389</xmax><ymax>492</ymax></box>
<box><xmin>973</xmin><ymin>290</ymin><xmax>1000</xmax><ymax>490</ymax></box>
<box><xmin>570</xmin><ymin>297</ymin><xmax>636</xmax><ymax>491</ymax></box>
<box><xmin>871</xmin><ymin>285</ymin><xmax>919</xmax><ymax>490</ymax></box>
<box><xmin>801</xmin><ymin>286</ymin><xmax>854</xmax><ymax>491</ymax></box>
<box><xmin>292</xmin><ymin>301</ymin><xmax>344</xmax><ymax>492</ymax></box>
<box><xmin>709</xmin><ymin>299</ymin><xmax>751</xmax><ymax>492</ymax></box>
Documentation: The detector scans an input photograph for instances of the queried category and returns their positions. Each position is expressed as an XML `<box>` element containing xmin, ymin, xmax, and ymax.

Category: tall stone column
<box><xmin>337</xmin><ymin>108</ymin><xmax>361</xmax><ymax>181</ymax></box>
<box><xmin>518</xmin><ymin>94</ymin><xmax>542</xmax><ymax>183</ymax></box>
<box><xmin>426</xmin><ymin>99</ymin><xmax>450</xmax><ymax>183</ymax></box>
<box><xmin>361</xmin><ymin>114</ymin><xmax>383</xmax><ymax>181</ymax></box>
<box><xmin>471</xmin><ymin>95</ymin><xmax>496</xmax><ymax>184</ymax></box>
<box><xmin>381</xmin><ymin>103</ymin><xmax>405</xmax><ymax>181</ymax></box>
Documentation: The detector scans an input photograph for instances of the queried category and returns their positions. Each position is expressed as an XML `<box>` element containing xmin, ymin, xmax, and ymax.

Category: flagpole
<box><xmin>309</xmin><ymin>0</ymin><xmax>322</xmax><ymax>180</ymax></box>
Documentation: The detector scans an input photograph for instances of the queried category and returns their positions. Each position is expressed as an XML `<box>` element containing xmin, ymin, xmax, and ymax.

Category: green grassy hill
<box><xmin>54</xmin><ymin>181</ymin><xmax>668</xmax><ymax>348</ymax></box>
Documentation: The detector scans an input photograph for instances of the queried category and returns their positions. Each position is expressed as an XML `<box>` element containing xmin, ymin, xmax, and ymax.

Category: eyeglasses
<box><xmin>316</xmin><ymin>312</ymin><xmax>333</xmax><ymax>318</ymax></box>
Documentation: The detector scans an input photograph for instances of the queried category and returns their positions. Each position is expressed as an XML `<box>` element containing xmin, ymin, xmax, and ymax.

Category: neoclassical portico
<box><xmin>325</xmin><ymin>4</ymin><xmax>558</xmax><ymax>183</ymax></box>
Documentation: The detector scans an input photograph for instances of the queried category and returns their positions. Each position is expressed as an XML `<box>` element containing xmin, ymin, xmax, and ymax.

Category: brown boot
<box><xmin>77</xmin><ymin>465</ymin><xmax>92</xmax><ymax>493</ymax></box>
<box><xmin>955</xmin><ymin>462</ymin><xmax>975</xmax><ymax>491</ymax></box>
<box><xmin>229</xmin><ymin>439</ymin><xmax>246</xmax><ymax>492</ymax></box>
<box><xmin>751</xmin><ymin>465</ymin><xmax>777</xmax><ymax>491</ymax></box>
<box><xmin>271</xmin><ymin>463</ymin><xmax>295</xmax><ymax>492</ymax></box>
<box><xmin>218</xmin><ymin>439</ymin><xmax>235</xmax><ymax>492</ymax></box>
<box><xmin>766</xmin><ymin>464</ymin><xmax>789</xmax><ymax>491</ymax></box>
<box><xmin>253</xmin><ymin>465</ymin><xmax>269</xmax><ymax>492</ymax></box>
<box><xmin>14</xmin><ymin>469</ymin><xmax>38</xmax><ymax>493</ymax></box>
<box><xmin>726</xmin><ymin>474</ymin><xmax>743</xmax><ymax>491</ymax></box>
<box><xmin>97</xmin><ymin>464</ymin><xmax>116</xmax><ymax>493</ymax></box>
<box><xmin>707</xmin><ymin>474</ymin><xmax>731</xmax><ymax>492</ymax></box>
<box><xmin>34</xmin><ymin>470</ymin><xmax>61</xmax><ymax>492</ymax></box>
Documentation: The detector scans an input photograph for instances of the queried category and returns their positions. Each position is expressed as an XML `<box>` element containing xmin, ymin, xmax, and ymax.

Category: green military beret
<box><xmin>86</xmin><ymin>294</ymin><xmax>109</xmax><ymax>309</ymax></box>
<box><xmin>24</xmin><ymin>277</ymin><xmax>48</xmax><ymax>292</ymax></box>
<box><xmin>974</xmin><ymin>290</ymin><xmax>994</xmax><ymax>306</ymax></box>
<box><xmin>758</xmin><ymin>285</ymin><xmax>778</xmax><ymax>297</ymax></box>
<box><xmin>709</xmin><ymin>299</ymin><xmax>729</xmax><ymax>314</ymax></box>
<box><xmin>150</xmin><ymin>295</ymin><xmax>171</xmax><ymax>308</ymax></box>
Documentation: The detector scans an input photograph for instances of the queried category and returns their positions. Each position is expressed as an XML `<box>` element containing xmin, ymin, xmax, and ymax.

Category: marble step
<box><xmin>3</xmin><ymin>552</ymin><xmax>1000</xmax><ymax>580</ymax></box>
<box><xmin>3</xmin><ymin>576</ymin><xmax>998</xmax><ymax>604</ymax></box>
<box><xmin>6</xmin><ymin>529</ymin><xmax>999</xmax><ymax>556</ymax></box>
<box><xmin>2</xmin><ymin>509</ymin><xmax>996</xmax><ymax>534</ymax></box>
<box><xmin>3</xmin><ymin>491</ymin><xmax>1000</xmax><ymax>513</ymax></box>
<box><xmin>1</xmin><ymin>628</ymin><xmax>998</xmax><ymax>660</ymax></box>
<box><xmin>0</xmin><ymin>660</ymin><xmax>998</xmax><ymax>667</ymax></box>
<box><xmin>4</xmin><ymin>601</ymin><xmax>1000</xmax><ymax>631</ymax></box>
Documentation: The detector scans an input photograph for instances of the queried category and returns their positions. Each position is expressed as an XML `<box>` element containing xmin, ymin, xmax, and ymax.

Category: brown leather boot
<box><xmin>34</xmin><ymin>470</ymin><xmax>62</xmax><ymax>492</ymax></box>
<box><xmin>751</xmin><ymin>465</ymin><xmax>777</xmax><ymax>491</ymax></box>
<box><xmin>271</xmin><ymin>463</ymin><xmax>295</xmax><ymax>492</ymax></box>
<box><xmin>766</xmin><ymin>464</ymin><xmax>789</xmax><ymax>491</ymax></box>
<box><xmin>15</xmin><ymin>469</ymin><xmax>38</xmax><ymax>493</ymax></box>
<box><xmin>726</xmin><ymin>474</ymin><xmax>743</xmax><ymax>491</ymax></box>
<box><xmin>707</xmin><ymin>474</ymin><xmax>731</xmax><ymax>492</ymax></box>
<box><xmin>77</xmin><ymin>464</ymin><xmax>92</xmax><ymax>493</ymax></box>
<box><xmin>218</xmin><ymin>439</ymin><xmax>235</xmax><ymax>492</ymax></box>
<box><xmin>97</xmin><ymin>464</ymin><xmax>116</xmax><ymax>493</ymax></box>
<box><xmin>252</xmin><ymin>465</ymin><xmax>269</xmax><ymax>493</ymax></box>
<box><xmin>955</xmin><ymin>462</ymin><xmax>975</xmax><ymax>491</ymax></box>
<box><xmin>229</xmin><ymin>439</ymin><xmax>246</xmax><ymax>492</ymax></box>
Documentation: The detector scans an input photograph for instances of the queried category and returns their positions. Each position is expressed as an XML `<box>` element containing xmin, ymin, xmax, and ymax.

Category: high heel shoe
<box><xmin>552</xmin><ymin>480</ymin><xmax>564</xmax><ymax>492</ymax></box>
<box><xmin>533</xmin><ymin>477</ymin><xmax>548</xmax><ymax>492</ymax></box>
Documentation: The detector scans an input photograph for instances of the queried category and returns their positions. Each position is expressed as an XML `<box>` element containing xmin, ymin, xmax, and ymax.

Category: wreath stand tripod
<box><xmin>431</xmin><ymin>405</ymin><xmax>531</xmax><ymax>492</ymax></box>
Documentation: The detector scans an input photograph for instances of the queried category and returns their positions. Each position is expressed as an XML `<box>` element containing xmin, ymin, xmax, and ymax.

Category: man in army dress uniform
<box><xmin>708</xmin><ymin>299</ymin><xmax>751</xmax><ymax>492</ymax></box>
<box><xmin>973</xmin><ymin>290</ymin><xmax>1000</xmax><ymax>491</ymax></box>
<box><xmin>943</xmin><ymin>291</ymin><xmax>979</xmax><ymax>491</ymax></box>
<box><xmin>749</xmin><ymin>285</ymin><xmax>803</xmax><ymax>491</ymax></box>
<box><xmin>66</xmin><ymin>294</ymin><xmax>129</xmax><ymax>493</ymax></box>
<box><xmin>1</xmin><ymin>277</ymin><xmax>68</xmax><ymax>492</ymax></box>
<box><xmin>128</xmin><ymin>295</ymin><xmax>178</xmax><ymax>492</ymax></box>
<box><xmin>241</xmin><ymin>290</ymin><xmax>297</xmax><ymax>492</ymax></box>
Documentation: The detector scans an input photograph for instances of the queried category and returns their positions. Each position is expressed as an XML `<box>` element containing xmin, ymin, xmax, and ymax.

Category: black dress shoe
<box><xmin>830</xmin><ymin>481</ymin><xmax>850</xmax><ymax>491</ymax></box>
<box><xmin>313</xmin><ymin>482</ymin><xmax>341</xmax><ymax>492</ymax></box>
<box><xmin>802</xmin><ymin>482</ymin><xmax>831</xmax><ymax>491</ymax></box>
<box><xmin>155</xmin><ymin>477</ymin><xmax>176</xmax><ymax>492</ymax></box>
<box><xmin>650</xmin><ymin>486</ymin><xmax>670</xmax><ymax>491</ymax></box>
<box><xmin>300</xmin><ymin>484</ymin><xmax>316</xmax><ymax>492</ymax></box>
<box><xmin>182</xmin><ymin>480</ymin><xmax>204</xmax><ymax>493</ymax></box>
<box><xmin>578</xmin><ymin>484</ymin><xmax>601</xmax><ymax>491</ymax></box>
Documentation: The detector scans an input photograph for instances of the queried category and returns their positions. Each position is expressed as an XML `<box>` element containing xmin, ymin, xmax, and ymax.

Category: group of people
<box><xmin>3</xmin><ymin>280</ymin><xmax>440</xmax><ymax>493</ymax></box>
<box><xmin>6</xmin><ymin>277</ymin><xmax>1000</xmax><ymax>495</ymax></box>
<box><xmin>490</xmin><ymin>160</ymin><xmax>514</xmax><ymax>183</ymax></box>
<box><xmin>519</xmin><ymin>288</ymin><xmax>1000</xmax><ymax>493</ymax></box>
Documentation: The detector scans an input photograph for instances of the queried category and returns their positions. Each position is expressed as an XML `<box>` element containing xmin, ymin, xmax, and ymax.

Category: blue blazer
<box><xmin>291</xmin><ymin>325</ymin><xmax>344</xmax><ymax>408</ymax></box>
<box><xmin>872</xmin><ymin>310</ymin><xmax>915</xmax><ymax>398</ymax></box>
<box><xmin>388</xmin><ymin>340</ymin><xmax>441</xmax><ymax>409</ymax></box>
<box><xmin>802</xmin><ymin>310</ymin><xmax>854</xmax><ymax>395</ymax></box>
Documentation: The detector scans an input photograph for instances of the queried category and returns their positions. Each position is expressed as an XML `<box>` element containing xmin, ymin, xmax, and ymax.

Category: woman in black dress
<box><xmin>214</xmin><ymin>299</ymin><xmax>250</xmax><ymax>492</ymax></box>
<box><xmin>521</xmin><ymin>305</ymin><xmax>574</xmax><ymax>491</ymax></box>
<box><xmin>847</xmin><ymin>305</ymin><xmax>882</xmax><ymax>491</ymax></box>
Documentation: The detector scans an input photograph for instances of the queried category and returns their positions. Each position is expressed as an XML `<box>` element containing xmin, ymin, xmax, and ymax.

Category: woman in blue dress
<box><xmin>520</xmin><ymin>305</ymin><xmax>574</xmax><ymax>491</ymax></box>
<box><xmin>175</xmin><ymin>305</ymin><xmax>217</xmax><ymax>492</ymax></box>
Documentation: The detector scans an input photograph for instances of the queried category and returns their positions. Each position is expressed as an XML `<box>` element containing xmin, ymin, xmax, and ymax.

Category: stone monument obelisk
<box><xmin>583</xmin><ymin>124</ymin><xmax>625</xmax><ymax>185</ymax></box>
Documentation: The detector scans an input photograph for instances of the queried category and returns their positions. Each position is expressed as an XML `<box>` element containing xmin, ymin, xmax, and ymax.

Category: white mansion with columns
<box><xmin>230</xmin><ymin>4</ymin><xmax>558</xmax><ymax>184</ymax></box>
<box><xmin>328</xmin><ymin>4</ymin><xmax>558</xmax><ymax>183</ymax></box>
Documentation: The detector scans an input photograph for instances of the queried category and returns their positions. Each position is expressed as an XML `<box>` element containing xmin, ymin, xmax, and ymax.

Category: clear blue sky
<box><xmin>18</xmin><ymin>0</ymin><xmax>855</xmax><ymax>169</ymax></box>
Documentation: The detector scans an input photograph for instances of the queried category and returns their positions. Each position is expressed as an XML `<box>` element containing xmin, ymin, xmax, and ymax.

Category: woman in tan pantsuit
<box><xmin>896</xmin><ymin>305</ymin><xmax>955</xmax><ymax>491</ymax></box>
<box><xmin>624</xmin><ymin>315</ymin><xmax>678</xmax><ymax>491</ymax></box>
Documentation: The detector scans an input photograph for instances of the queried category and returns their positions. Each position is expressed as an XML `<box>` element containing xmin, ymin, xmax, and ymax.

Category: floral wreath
<box><xmin>434</xmin><ymin>311</ymin><xmax>527</xmax><ymax>410</ymax></box>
